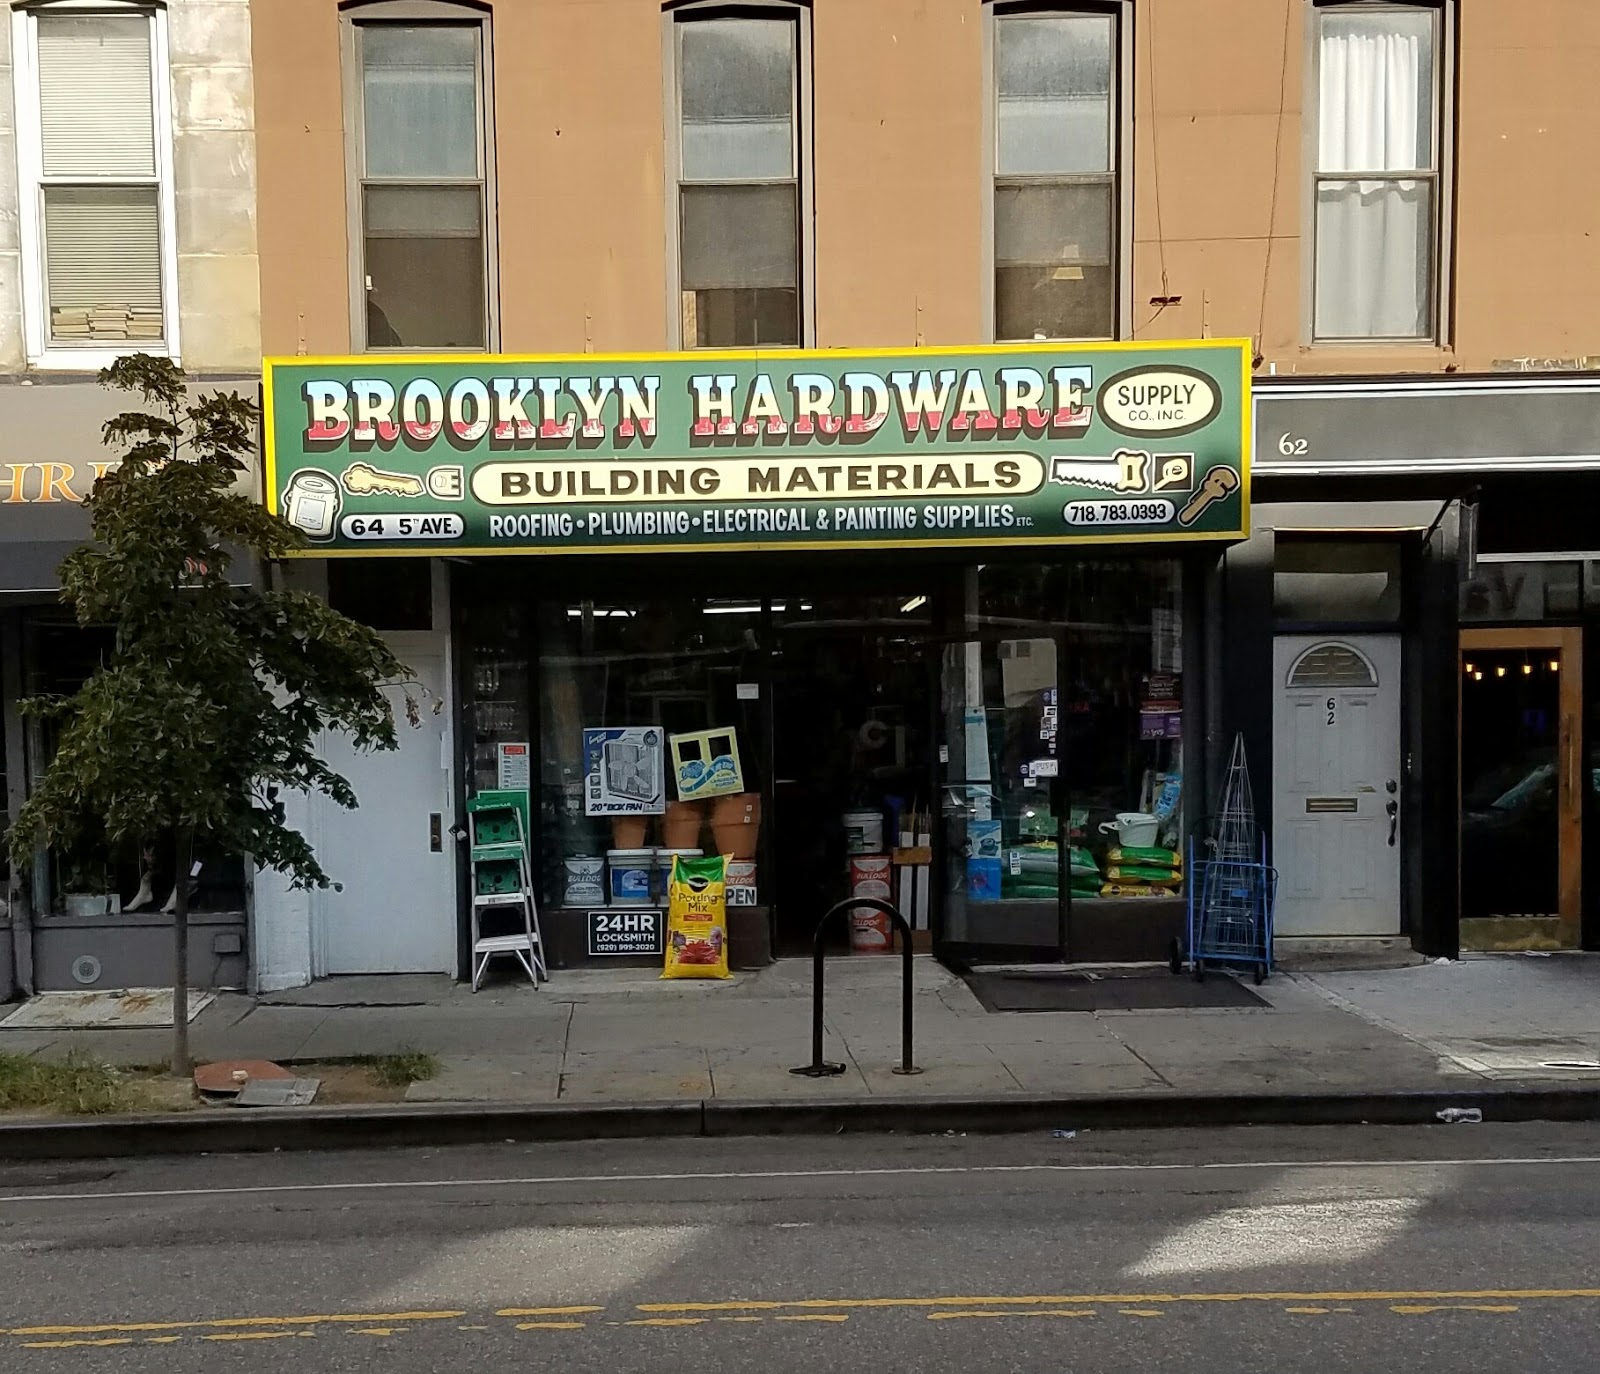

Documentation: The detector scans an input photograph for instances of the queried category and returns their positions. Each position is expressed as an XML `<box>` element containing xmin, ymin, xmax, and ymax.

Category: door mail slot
<box><xmin>1305</xmin><ymin>797</ymin><xmax>1359</xmax><ymax>814</ymax></box>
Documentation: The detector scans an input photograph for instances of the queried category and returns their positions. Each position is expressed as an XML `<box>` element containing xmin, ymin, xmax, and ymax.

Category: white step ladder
<box><xmin>467</xmin><ymin>793</ymin><xmax>546</xmax><ymax>992</ymax></box>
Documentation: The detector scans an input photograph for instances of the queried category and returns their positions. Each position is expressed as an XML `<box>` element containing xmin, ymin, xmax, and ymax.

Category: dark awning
<box><xmin>1255</xmin><ymin>375</ymin><xmax>1600</xmax><ymax>477</ymax></box>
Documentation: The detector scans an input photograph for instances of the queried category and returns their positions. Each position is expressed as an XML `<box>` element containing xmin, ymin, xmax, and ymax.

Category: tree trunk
<box><xmin>171</xmin><ymin>827</ymin><xmax>193</xmax><ymax>1078</ymax></box>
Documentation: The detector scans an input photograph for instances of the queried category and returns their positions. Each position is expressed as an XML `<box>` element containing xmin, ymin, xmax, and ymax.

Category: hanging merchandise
<box><xmin>583</xmin><ymin>727</ymin><xmax>665</xmax><ymax>816</ymax></box>
<box><xmin>670</xmin><ymin>727</ymin><xmax>745</xmax><ymax>801</ymax></box>
<box><xmin>663</xmin><ymin>854</ymin><xmax>731</xmax><ymax>979</ymax></box>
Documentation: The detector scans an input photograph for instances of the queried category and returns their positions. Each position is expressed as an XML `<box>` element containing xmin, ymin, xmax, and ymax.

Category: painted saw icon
<box><xmin>1048</xmin><ymin>448</ymin><xmax>1150</xmax><ymax>494</ymax></box>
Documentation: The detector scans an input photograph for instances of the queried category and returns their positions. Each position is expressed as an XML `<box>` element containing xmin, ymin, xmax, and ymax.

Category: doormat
<box><xmin>0</xmin><ymin>988</ymin><xmax>215</xmax><ymax>1030</ymax></box>
<box><xmin>963</xmin><ymin>970</ymin><xmax>1267</xmax><ymax>1013</ymax></box>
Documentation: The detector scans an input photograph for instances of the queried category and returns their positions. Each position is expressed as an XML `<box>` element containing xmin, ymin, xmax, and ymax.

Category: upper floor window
<box><xmin>1312</xmin><ymin>3</ymin><xmax>1444</xmax><ymax>342</ymax></box>
<box><xmin>672</xmin><ymin>7</ymin><xmax>804</xmax><ymax>348</ymax></box>
<box><xmin>348</xmin><ymin>13</ymin><xmax>491</xmax><ymax>350</ymax></box>
<box><xmin>992</xmin><ymin>7</ymin><xmax>1119</xmax><ymax>341</ymax></box>
<box><xmin>12</xmin><ymin>2</ymin><xmax>177</xmax><ymax>365</ymax></box>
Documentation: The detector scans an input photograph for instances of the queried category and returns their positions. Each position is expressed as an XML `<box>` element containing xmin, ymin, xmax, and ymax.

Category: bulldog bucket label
<box><xmin>263</xmin><ymin>341</ymin><xmax>1249</xmax><ymax>555</ymax></box>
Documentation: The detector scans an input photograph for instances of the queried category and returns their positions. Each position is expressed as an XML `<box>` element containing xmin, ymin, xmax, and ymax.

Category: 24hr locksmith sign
<box><xmin>263</xmin><ymin>341</ymin><xmax>1250</xmax><ymax>556</ymax></box>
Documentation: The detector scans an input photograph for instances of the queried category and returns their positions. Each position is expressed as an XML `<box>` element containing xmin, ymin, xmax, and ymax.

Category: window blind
<box><xmin>37</xmin><ymin>15</ymin><xmax>155</xmax><ymax>179</ymax></box>
<box><xmin>44</xmin><ymin>187</ymin><xmax>163</xmax><ymax>340</ymax></box>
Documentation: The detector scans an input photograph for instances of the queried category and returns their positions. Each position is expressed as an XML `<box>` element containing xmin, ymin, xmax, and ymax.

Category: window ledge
<box><xmin>27</xmin><ymin>345</ymin><xmax>176</xmax><ymax>373</ymax></box>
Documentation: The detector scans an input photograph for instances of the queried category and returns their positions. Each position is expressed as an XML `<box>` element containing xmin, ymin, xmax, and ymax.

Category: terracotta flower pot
<box><xmin>711</xmin><ymin>792</ymin><xmax>761</xmax><ymax>860</ymax></box>
<box><xmin>611</xmin><ymin>816</ymin><xmax>648</xmax><ymax>849</ymax></box>
<box><xmin>662</xmin><ymin>799</ymin><xmax>705</xmax><ymax>849</ymax></box>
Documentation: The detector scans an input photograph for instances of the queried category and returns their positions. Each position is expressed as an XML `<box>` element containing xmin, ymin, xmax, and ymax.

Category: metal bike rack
<box><xmin>789</xmin><ymin>897</ymin><xmax>921</xmax><ymax>1078</ymax></box>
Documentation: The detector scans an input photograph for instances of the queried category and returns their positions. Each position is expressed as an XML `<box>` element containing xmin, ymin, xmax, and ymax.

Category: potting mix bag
<box><xmin>663</xmin><ymin>854</ymin><xmax>731</xmax><ymax>980</ymax></box>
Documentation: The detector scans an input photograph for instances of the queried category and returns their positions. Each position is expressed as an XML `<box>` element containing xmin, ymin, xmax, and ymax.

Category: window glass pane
<box><xmin>363</xmin><ymin>185</ymin><xmax>485</xmax><ymax>347</ymax></box>
<box><xmin>680</xmin><ymin>17</ymin><xmax>794</xmax><ymax>180</ymax></box>
<box><xmin>995</xmin><ymin>181</ymin><xmax>1113</xmax><ymax>340</ymax></box>
<box><xmin>1274</xmin><ymin>539</ymin><xmax>1403</xmax><ymax>622</ymax></box>
<box><xmin>533</xmin><ymin>596</ymin><xmax>768</xmax><ymax>915</ymax></box>
<box><xmin>361</xmin><ymin>25</ymin><xmax>480</xmax><ymax>179</ymax></box>
<box><xmin>1314</xmin><ymin>177</ymin><xmax>1432</xmax><ymax>339</ymax></box>
<box><xmin>1318</xmin><ymin>10</ymin><xmax>1434</xmax><ymax>173</ymax></box>
<box><xmin>680</xmin><ymin>183</ymin><xmax>798</xmax><ymax>347</ymax></box>
<box><xmin>1462</xmin><ymin>562</ymin><xmax>1582</xmax><ymax>622</ymax></box>
<box><xmin>37</xmin><ymin>15</ymin><xmax>154</xmax><ymax>178</ymax></box>
<box><xmin>680</xmin><ymin>183</ymin><xmax>797</xmax><ymax>290</ymax></box>
<box><xmin>996</xmin><ymin>15</ymin><xmax>1113</xmax><ymax>175</ymax></box>
<box><xmin>44</xmin><ymin>186</ymin><xmax>162</xmax><ymax>342</ymax></box>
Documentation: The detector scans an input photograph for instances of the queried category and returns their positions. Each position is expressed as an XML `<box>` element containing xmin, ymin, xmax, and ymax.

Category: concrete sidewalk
<box><xmin>4</xmin><ymin>953</ymin><xmax>1597</xmax><ymax>1105</ymax></box>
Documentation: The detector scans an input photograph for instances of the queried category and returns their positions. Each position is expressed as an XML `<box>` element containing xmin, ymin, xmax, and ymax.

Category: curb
<box><xmin>5</xmin><ymin>1086</ymin><xmax>1600</xmax><ymax>1160</ymax></box>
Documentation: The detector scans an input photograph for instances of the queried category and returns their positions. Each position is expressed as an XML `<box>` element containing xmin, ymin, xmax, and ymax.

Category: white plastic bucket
<box><xmin>564</xmin><ymin>855</ymin><xmax>605</xmax><ymax>907</ymax></box>
<box><xmin>1099</xmin><ymin>812</ymin><xmax>1160</xmax><ymax>848</ymax></box>
<box><xmin>607</xmin><ymin>848</ymin><xmax>654</xmax><ymax>905</ymax></box>
<box><xmin>843</xmin><ymin>809</ymin><xmax>885</xmax><ymax>855</ymax></box>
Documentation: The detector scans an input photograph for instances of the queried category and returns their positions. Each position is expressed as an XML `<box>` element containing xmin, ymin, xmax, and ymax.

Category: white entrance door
<box><xmin>1272</xmin><ymin>635</ymin><xmax>1401</xmax><ymax>936</ymax></box>
<box><xmin>317</xmin><ymin>642</ymin><xmax>456</xmax><ymax>974</ymax></box>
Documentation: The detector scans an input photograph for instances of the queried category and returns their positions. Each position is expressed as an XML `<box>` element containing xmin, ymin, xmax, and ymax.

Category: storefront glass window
<box><xmin>1461</xmin><ymin>561</ymin><xmax>1581</xmax><ymax>622</ymax></box>
<box><xmin>536</xmin><ymin>597</ymin><xmax>767</xmax><ymax>912</ymax></box>
<box><xmin>24</xmin><ymin>615</ymin><xmax>247</xmax><ymax>917</ymax></box>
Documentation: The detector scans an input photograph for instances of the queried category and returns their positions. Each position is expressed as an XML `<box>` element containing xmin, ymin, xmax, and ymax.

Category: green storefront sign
<box><xmin>263</xmin><ymin>340</ymin><xmax>1250</xmax><ymax>556</ymax></box>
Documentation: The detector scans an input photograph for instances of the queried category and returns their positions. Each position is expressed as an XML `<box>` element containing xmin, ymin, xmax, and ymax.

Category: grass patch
<box><xmin>357</xmin><ymin>1049</ymin><xmax>440</xmax><ymax>1088</ymax></box>
<box><xmin>0</xmin><ymin>1049</ymin><xmax>132</xmax><ymax>1115</ymax></box>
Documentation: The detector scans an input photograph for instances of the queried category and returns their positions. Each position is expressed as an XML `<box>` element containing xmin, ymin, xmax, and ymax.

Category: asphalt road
<box><xmin>3</xmin><ymin>1123</ymin><xmax>1600</xmax><ymax>1372</ymax></box>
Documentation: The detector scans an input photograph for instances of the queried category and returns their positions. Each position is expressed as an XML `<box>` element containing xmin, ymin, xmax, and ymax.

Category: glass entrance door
<box><xmin>1459</xmin><ymin>628</ymin><xmax>1583</xmax><ymax>949</ymax></box>
<box><xmin>768</xmin><ymin>594</ymin><xmax>937</xmax><ymax>955</ymax></box>
<box><xmin>938</xmin><ymin>633</ymin><xmax>1069</xmax><ymax>958</ymax></box>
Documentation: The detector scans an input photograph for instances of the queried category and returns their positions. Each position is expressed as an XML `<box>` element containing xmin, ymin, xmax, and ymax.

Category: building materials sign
<box><xmin>263</xmin><ymin>341</ymin><xmax>1249</xmax><ymax>555</ymax></box>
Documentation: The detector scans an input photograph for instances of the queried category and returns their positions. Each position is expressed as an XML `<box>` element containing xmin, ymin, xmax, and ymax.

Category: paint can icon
<box><xmin>283</xmin><ymin>470</ymin><xmax>341</xmax><ymax>542</ymax></box>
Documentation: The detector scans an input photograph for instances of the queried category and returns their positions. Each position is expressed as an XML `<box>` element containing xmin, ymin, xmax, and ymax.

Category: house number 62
<box><xmin>1326</xmin><ymin>697</ymin><xmax>1336</xmax><ymax>726</ymax></box>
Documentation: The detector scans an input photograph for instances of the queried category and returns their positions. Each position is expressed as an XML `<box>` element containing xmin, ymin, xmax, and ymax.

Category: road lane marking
<box><xmin>6</xmin><ymin>1156</ymin><xmax>1600</xmax><ymax>1207</ymax></box>
<box><xmin>1391</xmin><ymin>1304</ymin><xmax>1520</xmax><ymax>1315</ymax></box>
<box><xmin>496</xmin><ymin>1307</ymin><xmax>604</xmax><ymax>1317</ymax></box>
<box><xmin>636</xmin><ymin>1289</ymin><xmax>1600</xmax><ymax>1315</ymax></box>
<box><xmin>5</xmin><ymin>1288</ymin><xmax>1597</xmax><ymax>1349</ymax></box>
<box><xmin>22</xmin><ymin>1339</ymin><xmax>133</xmax><ymax>1349</ymax></box>
<box><xmin>203</xmin><ymin>1332</ymin><xmax>297</xmax><ymax>1341</ymax></box>
<box><xmin>929</xmin><ymin>1310</ymin><xmax>1095</xmax><ymax>1321</ymax></box>
<box><xmin>3</xmin><ymin>1311</ymin><xmax>464</xmax><ymax>1337</ymax></box>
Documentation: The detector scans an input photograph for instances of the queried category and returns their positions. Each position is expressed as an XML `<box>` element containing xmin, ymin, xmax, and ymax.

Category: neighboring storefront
<box><xmin>258</xmin><ymin>341</ymin><xmax>1251</xmax><ymax>980</ymax></box>
<box><xmin>1250</xmin><ymin>373</ymin><xmax>1600</xmax><ymax>958</ymax></box>
<box><xmin>0</xmin><ymin>379</ymin><xmax>256</xmax><ymax>996</ymax></box>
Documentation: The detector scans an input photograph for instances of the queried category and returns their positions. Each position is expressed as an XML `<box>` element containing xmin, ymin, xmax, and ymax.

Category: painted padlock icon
<box><xmin>282</xmin><ymin>470</ymin><xmax>342</xmax><ymax>542</ymax></box>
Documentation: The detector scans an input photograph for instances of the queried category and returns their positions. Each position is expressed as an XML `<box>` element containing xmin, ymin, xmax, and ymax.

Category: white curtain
<box><xmin>1315</xmin><ymin>15</ymin><xmax>1434</xmax><ymax>339</ymax></box>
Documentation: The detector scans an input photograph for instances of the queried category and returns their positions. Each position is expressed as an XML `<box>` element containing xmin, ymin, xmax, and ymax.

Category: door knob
<box><xmin>1385</xmin><ymin>798</ymin><xmax>1398</xmax><ymax>847</ymax></box>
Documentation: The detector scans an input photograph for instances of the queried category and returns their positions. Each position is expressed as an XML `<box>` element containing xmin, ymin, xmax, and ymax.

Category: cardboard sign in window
<box><xmin>670</xmin><ymin>727</ymin><xmax>745</xmax><ymax>800</ymax></box>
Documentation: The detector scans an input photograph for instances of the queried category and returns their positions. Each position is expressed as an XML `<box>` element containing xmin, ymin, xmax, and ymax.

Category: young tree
<box><xmin>7</xmin><ymin>356</ymin><xmax>411</xmax><ymax>1074</ymax></box>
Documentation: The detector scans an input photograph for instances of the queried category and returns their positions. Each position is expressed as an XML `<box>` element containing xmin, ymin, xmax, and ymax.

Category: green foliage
<box><xmin>6</xmin><ymin>355</ymin><xmax>410</xmax><ymax>891</ymax></box>
<box><xmin>360</xmin><ymin>1049</ymin><xmax>442</xmax><ymax>1087</ymax></box>
<box><xmin>0</xmin><ymin>1050</ymin><xmax>131</xmax><ymax>1115</ymax></box>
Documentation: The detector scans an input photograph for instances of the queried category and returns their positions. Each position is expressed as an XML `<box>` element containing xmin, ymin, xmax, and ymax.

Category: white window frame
<box><xmin>663</xmin><ymin>0</ymin><xmax>814</xmax><ymax>350</ymax></box>
<box><xmin>341</xmin><ymin>0</ymin><xmax>499</xmax><ymax>353</ymax></box>
<box><xmin>982</xmin><ymin>1</ymin><xmax>1133</xmax><ymax>344</ymax></box>
<box><xmin>1304</xmin><ymin>0</ymin><xmax>1453</xmax><ymax>346</ymax></box>
<box><xmin>12</xmin><ymin>0</ymin><xmax>179</xmax><ymax>370</ymax></box>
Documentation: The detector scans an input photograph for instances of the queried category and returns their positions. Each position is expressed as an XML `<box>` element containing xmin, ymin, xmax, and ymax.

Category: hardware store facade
<box><xmin>253</xmin><ymin>340</ymin><xmax>1251</xmax><ymax>984</ymax></box>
